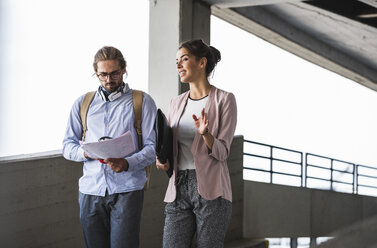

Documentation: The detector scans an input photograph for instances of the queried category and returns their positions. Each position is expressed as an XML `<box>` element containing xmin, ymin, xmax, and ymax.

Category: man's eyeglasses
<box><xmin>96</xmin><ymin>70</ymin><xmax>122</xmax><ymax>81</ymax></box>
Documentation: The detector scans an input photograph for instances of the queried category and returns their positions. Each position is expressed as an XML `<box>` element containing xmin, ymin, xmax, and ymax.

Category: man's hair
<box><xmin>93</xmin><ymin>46</ymin><xmax>127</xmax><ymax>72</ymax></box>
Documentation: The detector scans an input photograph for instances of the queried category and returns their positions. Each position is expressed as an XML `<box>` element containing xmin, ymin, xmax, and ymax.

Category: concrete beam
<box><xmin>202</xmin><ymin>0</ymin><xmax>304</xmax><ymax>8</ymax></box>
<box><xmin>357</xmin><ymin>0</ymin><xmax>377</xmax><ymax>8</ymax></box>
<box><xmin>211</xmin><ymin>3</ymin><xmax>377</xmax><ymax>91</ymax></box>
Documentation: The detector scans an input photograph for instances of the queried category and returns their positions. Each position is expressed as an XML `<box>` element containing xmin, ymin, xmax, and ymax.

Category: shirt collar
<box><xmin>100</xmin><ymin>82</ymin><xmax>130</xmax><ymax>96</ymax></box>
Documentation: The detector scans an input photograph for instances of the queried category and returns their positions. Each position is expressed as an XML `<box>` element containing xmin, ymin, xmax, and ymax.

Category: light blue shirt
<box><xmin>62</xmin><ymin>83</ymin><xmax>156</xmax><ymax>196</ymax></box>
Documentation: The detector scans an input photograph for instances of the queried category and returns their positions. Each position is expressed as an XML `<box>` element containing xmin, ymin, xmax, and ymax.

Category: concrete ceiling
<box><xmin>202</xmin><ymin>0</ymin><xmax>377</xmax><ymax>91</ymax></box>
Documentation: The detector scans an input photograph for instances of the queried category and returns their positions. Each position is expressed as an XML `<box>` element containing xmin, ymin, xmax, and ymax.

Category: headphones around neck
<box><xmin>98</xmin><ymin>84</ymin><xmax>127</xmax><ymax>102</ymax></box>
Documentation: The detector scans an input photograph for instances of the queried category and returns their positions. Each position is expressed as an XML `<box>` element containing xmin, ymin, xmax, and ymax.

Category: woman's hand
<box><xmin>193</xmin><ymin>108</ymin><xmax>214</xmax><ymax>150</ymax></box>
<box><xmin>192</xmin><ymin>108</ymin><xmax>209</xmax><ymax>135</ymax></box>
<box><xmin>156</xmin><ymin>157</ymin><xmax>170</xmax><ymax>171</ymax></box>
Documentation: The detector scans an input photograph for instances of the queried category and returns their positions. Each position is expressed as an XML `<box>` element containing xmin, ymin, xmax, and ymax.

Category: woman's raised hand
<box><xmin>192</xmin><ymin>108</ymin><xmax>209</xmax><ymax>135</ymax></box>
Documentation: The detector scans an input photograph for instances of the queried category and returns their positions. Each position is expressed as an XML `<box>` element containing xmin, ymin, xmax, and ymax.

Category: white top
<box><xmin>177</xmin><ymin>96</ymin><xmax>208</xmax><ymax>170</ymax></box>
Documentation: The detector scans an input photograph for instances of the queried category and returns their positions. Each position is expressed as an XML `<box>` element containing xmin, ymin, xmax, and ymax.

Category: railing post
<box><xmin>301</xmin><ymin>152</ymin><xmax>304</xmax><ymax>187</ymax></box>
<box><xmin>290</xmin><ymin>237</ymin><xmax>298</xmax><ymax>248</ymax></box>
<box><xmin>305</xmin><ymin>153</ymin><xmax>308</xmax><ymax>188</ymax></box>
<box><xmin>310</xmin><ymin>237</ymin><xmax>317</xmax><ymax>248</ymax></box>
<box><xmin>355</xmin><ymin>164</ymin><xmax>358</xmax><ymax>194</ymax></box>
<box><xmin>270</xmin><ymin>146</ymin><xmax>273</xmax><ymax>183</ymax></box>
<box><xmin>330</xmin><ymin>159</ymin><xmax>334</xmax><ymax>191</ymax></box>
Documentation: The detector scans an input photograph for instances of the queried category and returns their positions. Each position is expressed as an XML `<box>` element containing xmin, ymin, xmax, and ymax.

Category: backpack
<box><xmin>79</xmin><ymin>90</ymin><xmax>151</xmax><ymax>190</ymax></box>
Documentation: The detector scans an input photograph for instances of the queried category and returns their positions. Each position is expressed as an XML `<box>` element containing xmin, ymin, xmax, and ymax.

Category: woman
<box><xmin>156</xmin><ymin>39</ymin><xmax>237</xmax><ymax>247</ymax></box>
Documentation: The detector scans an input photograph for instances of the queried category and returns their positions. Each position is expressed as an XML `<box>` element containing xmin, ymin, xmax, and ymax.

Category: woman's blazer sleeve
<box><xmin>209</xmin><ymin>92</ymin><xmax>237</xmax><ymax>161</ymax></box>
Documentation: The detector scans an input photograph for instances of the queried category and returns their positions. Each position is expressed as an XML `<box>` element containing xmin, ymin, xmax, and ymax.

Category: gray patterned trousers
<box><xmin>163</xmin><ymin>169</ymin><xmax>232</xmax><ymax>248</ymax></box>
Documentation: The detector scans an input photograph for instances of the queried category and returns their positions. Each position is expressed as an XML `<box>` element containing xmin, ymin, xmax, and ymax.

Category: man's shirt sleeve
<box><xmin>62</xmin><ymin>96</ymin><xmax>87</xmax><ymax>162</ymax></box>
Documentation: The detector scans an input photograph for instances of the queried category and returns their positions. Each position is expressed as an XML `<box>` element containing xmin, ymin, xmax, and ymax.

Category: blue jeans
<box><xmin>78</xmin><ymin>190</ymin><xmax>144</xmax><ymax>248</ymax></box>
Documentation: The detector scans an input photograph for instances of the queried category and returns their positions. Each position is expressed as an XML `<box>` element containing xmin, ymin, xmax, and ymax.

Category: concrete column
<box><xmin>148</xmin><ymin>0</ymin><xmax>180</xmax><ymax>113</ymax></box>
<box><xmin>148</xmin><ymin>0</ymin><xmax>211</xmax><ymax>112</ymax></box>
<box><xmin>179</xmin><ymin>0</ymin><xmax>211</xmax><ymax>93</ymax></box>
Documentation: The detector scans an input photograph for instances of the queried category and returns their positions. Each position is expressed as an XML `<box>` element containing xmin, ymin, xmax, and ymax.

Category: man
<box><xmin>62</xmin><ymin>46</ymin><xmax>156</xmax><ymax>248</ymax></box>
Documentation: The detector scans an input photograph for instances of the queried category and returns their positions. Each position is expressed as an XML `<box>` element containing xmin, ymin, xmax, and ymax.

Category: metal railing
<box><xmin>243</xmin><ymin>139</ymin><xmax>377</xmax><ymax>197</ymax></box>
<box><xmin>305</xmin><ymin>153</ymin><xmax>355</xmax><ymax>193</ymax></box>
<box><xmin>356</xmin><ymin>164</ymin><xmax>377</xmax><ymax>196</ymax></box>
<box><xmin>243</xmin><ymin>140</ymin><xmax>304</xmax><ymax>187</ymax></box>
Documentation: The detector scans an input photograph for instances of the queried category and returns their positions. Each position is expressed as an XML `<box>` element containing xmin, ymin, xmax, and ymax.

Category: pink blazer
<box><xmin>164</xmin><ymin>85</ymin><xmax>237</xmax><ymax>202</ymax></box>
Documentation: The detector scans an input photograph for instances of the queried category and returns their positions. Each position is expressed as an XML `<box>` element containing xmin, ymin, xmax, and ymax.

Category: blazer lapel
<box><xmin>205</xmin><ymin>85</ymin><xmax>215</xmax><ymax>114</ymax></box>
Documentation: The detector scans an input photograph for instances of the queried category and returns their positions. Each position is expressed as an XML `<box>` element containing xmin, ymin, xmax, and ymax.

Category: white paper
<box><xmin>81</xmin><ymin>131</ymin><xmax>136</xmax><ymax>159</ymax></box>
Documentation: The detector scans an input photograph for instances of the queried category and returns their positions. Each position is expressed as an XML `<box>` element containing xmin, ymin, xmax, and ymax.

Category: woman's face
<box><xmin>176</xmin><ymin>48</ymin><xmax>204</xmax><ymax>83</ymax></box>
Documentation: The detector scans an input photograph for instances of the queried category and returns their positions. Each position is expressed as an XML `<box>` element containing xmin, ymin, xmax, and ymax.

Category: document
<box><xmin>81</xmin><ymin>131</ymin><xmax>136</xmax><ymax>159</ymax></box>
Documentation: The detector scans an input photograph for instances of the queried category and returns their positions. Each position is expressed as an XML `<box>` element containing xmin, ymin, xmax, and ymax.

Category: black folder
<box><xmin>154</xmin><ymin>109</ymin><xmax>173</xmax><ymax>177</ymax></box>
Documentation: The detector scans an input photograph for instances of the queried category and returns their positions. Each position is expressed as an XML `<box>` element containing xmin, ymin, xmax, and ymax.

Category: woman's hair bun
<box><xmin>209</xmin><ymin>46</ymin><xmax>221</xmax><ymax>64</ymax></box>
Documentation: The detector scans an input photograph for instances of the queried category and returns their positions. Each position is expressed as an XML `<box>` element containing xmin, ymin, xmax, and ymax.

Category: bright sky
<box><xmin>1</xmin><ymin>1</ymin><xmax>377</xmax><ymax>171</ymax></box>
<box><xmin>211</xmin><ymin>16</ymin><xmax>377</xmax><ymax>167</ymax></box>
<box><xmin>0</xmin><ymin>0</ymin><xmax>149</xmax><ymax>157</ymax></box>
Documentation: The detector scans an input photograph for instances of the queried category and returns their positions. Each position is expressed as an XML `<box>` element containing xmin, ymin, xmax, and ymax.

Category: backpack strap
<box><xmin>80</xmin><ymin>91</ymin><xmax>96</xmax><ymax>141</ymax></box>
<box><xmin>132</xmin><ymin>90</ymin><xmax>152</xmax><ymax>190</ymax></box>
<box><xmin>132</xmin><ymin>90</ymin><xmax>143</xmax><ymax>150</ymax></box>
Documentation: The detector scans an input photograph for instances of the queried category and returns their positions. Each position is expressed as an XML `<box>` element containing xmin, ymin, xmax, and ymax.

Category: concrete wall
<box><xmin>225</xmin><ymin>135</ymin><xmax>244</xmax><ymax>242</ymax></box>
<box><xmin>0</xmin><ymin>152</ymin><xmax>84</xmax><ymax>248</ymax></box>
<box><xmin>243</xmin><ymin>181</ymin><xmax>377</xmax><ymax>239</ymax></box>
<box><xmin>4</xmin><ymin>134</ymin><xmax>376</xmax><ymax>247</ymax></box>
<box><xmin>0</xmin><ymin>135</ymin><xmax>244</xmax><ymax>248</ymax></box>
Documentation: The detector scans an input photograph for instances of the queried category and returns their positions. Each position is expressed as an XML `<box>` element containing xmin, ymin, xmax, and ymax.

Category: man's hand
<box><xmin>84</xmin><ymin>152</ymin><xmax>98</xmax><ymax>160</ymax></box>
<box><xmin>104</xmin><ymin>158</ymin><xmax>129</xmax><ymax>173</ymax></box>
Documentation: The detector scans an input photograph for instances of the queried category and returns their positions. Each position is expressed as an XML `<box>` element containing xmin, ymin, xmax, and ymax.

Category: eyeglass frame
<box><xmin>96</xmin><ymin>69</ymin><xmax>123</xmax><ymax>81</ymax></box>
